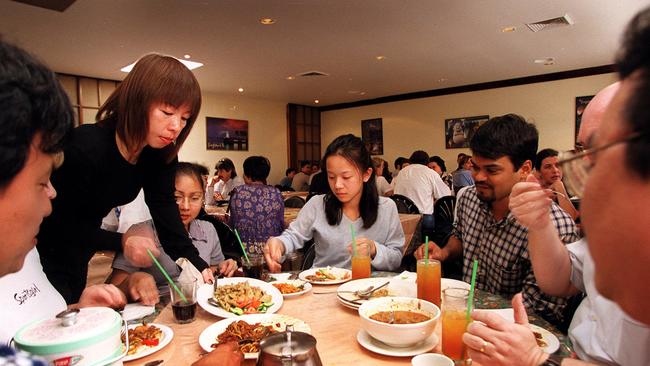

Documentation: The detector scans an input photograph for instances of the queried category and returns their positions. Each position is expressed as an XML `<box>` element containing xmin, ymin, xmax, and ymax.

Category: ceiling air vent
<box><xmin>12</xmin><ymin>0</ymin><xmax>76</xmax><ymax>12</ymax></box>
<box><xmin>298</xmin><ymin>71</ymin><xmax>330</xmax><ymax>77</ymax></box>
<box><xmin>526</xmin><ymin>14</ymin><xmax>574</xmax><ymax>33</ymax></box>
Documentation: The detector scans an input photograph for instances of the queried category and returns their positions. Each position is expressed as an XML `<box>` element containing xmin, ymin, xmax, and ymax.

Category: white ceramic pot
<box><xmin>13</xmin><ymin>307</ymin><xmax>126</xmax><ymax>366</ymax></box>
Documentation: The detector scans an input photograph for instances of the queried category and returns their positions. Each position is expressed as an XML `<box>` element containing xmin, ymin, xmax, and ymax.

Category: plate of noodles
<box><xmin>197</xmin><ymin>277</ymin><xmax>283</xmax><ymax>318</ymax></box>
<box><xmin>198</xmin><ymin>314</ymin><xmax>311</xmax><ymax>359</ymax></box>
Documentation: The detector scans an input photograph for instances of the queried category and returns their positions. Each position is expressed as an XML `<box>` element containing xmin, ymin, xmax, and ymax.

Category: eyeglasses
<box><xmin>558</xmin><ymin>131</ymin><xmax>644</xmax><ymax>198</ymax></box>
<box><xmin>174</xmin><ymin>195</ymin><xmax>204</xmax><ymax>207</ymax></box>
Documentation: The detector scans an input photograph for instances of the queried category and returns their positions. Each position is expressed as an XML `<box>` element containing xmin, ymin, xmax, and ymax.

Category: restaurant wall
<box><xmin>321</xmin><ymin>73</ymin><xmax>617</xmax><ymax>171</ymax></box>
<box><xmin>178</xmin><ymin>93</ymin><xmax>288</xmax><ymax>185</ymax></box>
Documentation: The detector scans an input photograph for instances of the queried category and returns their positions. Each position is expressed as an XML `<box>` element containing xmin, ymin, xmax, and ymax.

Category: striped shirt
<box><xmin>453</xmin><ymin>186</ymin><xmax>579</xmax><ymax>325</ymax></box>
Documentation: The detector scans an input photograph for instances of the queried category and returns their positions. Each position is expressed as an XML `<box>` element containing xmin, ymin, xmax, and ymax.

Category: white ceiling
<box><xmin>1</xmin><ymin>0</ymin><xmax>646</xmax><ymax>107</ymax></box>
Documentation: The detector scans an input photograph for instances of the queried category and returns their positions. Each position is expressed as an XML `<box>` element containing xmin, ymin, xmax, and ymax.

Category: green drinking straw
<box><xmin>147</xmin><ymin>249</ymin><xmax>188</xmax><ymax>304</ymax></box>
<box><xmin>233</xmin><ymin>228</ymin><xmax>250</xmax><ymax>265</ymax></box>
<box><xmin>350</xmin><ymin>224</ymin><xmax>357</xmax><ymax>256</ymax></box>
<box><xmin>424</xmin><ymin>235</ymin><xmax>429</xmax><ymax>265</ymax></box>
<box><xmin>466</xmin><ymin>259</ymin><xmax>479</xmax><ymax>320</ymax></box>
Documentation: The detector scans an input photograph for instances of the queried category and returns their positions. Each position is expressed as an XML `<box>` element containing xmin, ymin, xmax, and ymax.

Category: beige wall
<box><xmin>178</xmin><ymin>92</ymin><xmax>288</xmax><ymax>184</ymax></box>
<box><xmin>322</xmin><ymin>73</ymin><xmax>617</xmax><ymax>170</ymax></box>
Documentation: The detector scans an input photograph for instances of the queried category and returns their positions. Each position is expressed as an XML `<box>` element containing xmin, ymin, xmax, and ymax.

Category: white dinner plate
<box><xmin>530</xmin><ymin>324</ymin><xmax>560</xmax><ymax>354</ymax></box>
<box><xmin>199</xmin><ymin>314</ymin><xmax>311</xmax><ymax>359</ymax></box>
<box><xmin>441</xmin><ymin>278</ymin><xmax>471</xmax><ymax>291</ymax></box>
<box><xmin>269</xmin><ymin>280</ymin><xmax>312</xmax><ymax>298</ymax></box>
<box><xmin>122</xmin><ymin>323</ymin><xmax>173</xmax><ymax>362</ymax></box>
<box><xmin>298</xmin><ymin>267</ymin><xmax>352</xmax><ymax>285</ymax></box>
<box><xmin>197</xmin><ymin>277</ymin><xmax>283</xmax><ymax>318</ymax></box>
<box><xmin>356</xmin><ymin>329</ymin><xmax>438</xmax><ymax>357</ymax></box>
<box><xmin>336</xmin><ymin>278</ymin><xmax>393</xmax><ymax>309</ymax></box>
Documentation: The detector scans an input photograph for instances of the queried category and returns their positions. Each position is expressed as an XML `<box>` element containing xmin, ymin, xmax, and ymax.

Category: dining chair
<box><xmin>284</xmin><ymin>195</ymin><xmax>306</xmax><ymax>208</ymax></box>
<box><xmin>390</xmin><ymin>194</ymin><xmax>420</xmax><ymax>214</ymax></box>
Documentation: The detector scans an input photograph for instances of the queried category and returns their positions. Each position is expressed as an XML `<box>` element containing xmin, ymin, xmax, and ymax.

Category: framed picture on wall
<box><xmin>444</xmin><ymin>115</ymin><xmax>489</xmax><ymax>149</ymax></box>
<box><xmin>361</xmin><ymin>118</ymin><xmax>383</xmax><ymax>155</ymax></box>
<box><xmin>206</xmin><ymin>117</ymin><xmax>249</xmax><ymax>151</ymax></box>
<box><xmin>575</xmin><ymin>95</ymin><xmax>594</xmax><ymax>144</ymax></box>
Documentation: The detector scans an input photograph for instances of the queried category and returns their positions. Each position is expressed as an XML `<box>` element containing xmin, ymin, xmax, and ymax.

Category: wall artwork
<box><xmin>445</xmin><ymin>115</ymin><xmax>489</xmax><ymax>149</ymax></box>
<box><xmin>361</xmin><ymin>118</ymin><xmax>384</xmax><ymax>155</ymax></box>
<box><xmin>575</xmin><ymin>95</ymin><xmax>594</xmax><ymax>144</ymax></box>
<box><xmin>206</xmin><ymin>117</ymin><xmax>249</xmax><ymax>151</ymax></box>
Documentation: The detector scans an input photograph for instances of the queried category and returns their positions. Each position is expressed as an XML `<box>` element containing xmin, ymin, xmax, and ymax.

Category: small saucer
<box><xmin>356</xmin><ymin>329</ymin><xmax>438</xmax><ymax>357</ymax></box>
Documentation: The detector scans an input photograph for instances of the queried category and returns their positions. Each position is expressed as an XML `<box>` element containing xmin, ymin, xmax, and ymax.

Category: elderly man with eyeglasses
<box><xmin>460</xmin><ymin>7</ymin><xmax>650</xmax><ymax>366</ymax></box>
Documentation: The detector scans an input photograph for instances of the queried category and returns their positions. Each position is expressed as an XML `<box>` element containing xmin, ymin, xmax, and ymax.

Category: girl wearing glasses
<box><xmin>264</xmin><ymin>134</ymin><xmax>404</xmax><ymax>272</ymax></box>
<box><xmin>109</xmin><ymin>163</ymin><xmax>238</xmax><ymax>296</ymax></box>
<box><xmin>37</xmin><ymin>54</ymin><xmax>214</xmax><ymax>303</ymax></box>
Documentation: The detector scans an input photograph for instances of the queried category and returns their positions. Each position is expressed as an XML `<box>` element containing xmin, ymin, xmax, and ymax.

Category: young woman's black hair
<box><xmin>215</xmin><ymin>157</ymin><xmax>237</xmax><ymax>178</ymax></box>
<box><xmin>321</xmin><ymin>134</ymin><xmax>379</xmax><ymax>229</ymax></box>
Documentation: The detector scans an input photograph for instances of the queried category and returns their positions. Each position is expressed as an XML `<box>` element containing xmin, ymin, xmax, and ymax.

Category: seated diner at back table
<box><xmin>264</xmin><ymin>134</ymin><xmax>404</xmax><ymax>272</ymax></box>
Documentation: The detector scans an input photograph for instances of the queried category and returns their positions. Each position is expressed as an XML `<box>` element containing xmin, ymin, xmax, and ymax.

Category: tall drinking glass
<box><xmin>351</xmin><ymin>250</ymin><xmax>371</xmax><ymax>279</ymax></box>
<box><xmin>417</xmin><ymin>259</ymin><xmax>441</xmax><ymax>307</ymax></box>
<box><xmin>170</xmin><ymin>278</ymin><xmax>198</xmax><ymax>324</ymax></box>
<box><xmin>442</xmin><ymin>287</ymin><xmax>470</xmax><ymax>363</ymax></box>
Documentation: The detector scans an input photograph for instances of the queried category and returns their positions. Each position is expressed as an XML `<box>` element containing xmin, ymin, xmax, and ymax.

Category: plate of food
<box><xmin>270</xmin><ymin>280</ymin><xmax>312</xmax><ymax>298</ymax></box>
<box><xmin>197</xmin><ymin>277</ymin><xmax>283</xmax><ymax>318</ymax></box>
<box><xmin>298</xmin><ymin>267</ymin><xmax>351</xmax><ymax>285</ymax></box>
<box><xmin>121</xmin><ymin>323</ymin><xmax>173</xmax><ymax>361</ymax></box>
<box><xmin>336</xmin><ymin>277</ymin><xmax>392</xmax><ymax>309</ymax></box>
<box><xmin>198</xmin><ymin>314</ymin><xmax>311</xmax><ymax>359</ymax></box>
<box><xmin>530</xmin><ymin>324</ymin><xmax>560</xmax><ymax>354</ymax></box>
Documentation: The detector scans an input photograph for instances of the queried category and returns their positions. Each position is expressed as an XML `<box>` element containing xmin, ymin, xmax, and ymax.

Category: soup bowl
<box><xmin>358</xmin><ymin>296</ymin><xmax>440</xmax><ymax>348</ymax></box>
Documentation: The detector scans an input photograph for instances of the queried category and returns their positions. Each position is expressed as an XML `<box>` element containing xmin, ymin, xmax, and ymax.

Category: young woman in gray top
<box><xmin>265</xmin><ymin>134</ymin><xmax>404</xmax><ymax>272</ymax></box>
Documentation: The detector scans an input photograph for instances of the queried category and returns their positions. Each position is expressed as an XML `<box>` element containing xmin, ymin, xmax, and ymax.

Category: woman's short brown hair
<box><xmin>97</xmin><ymin>54</ymin><xmax>202</xmax><ymax>162</ymax></box>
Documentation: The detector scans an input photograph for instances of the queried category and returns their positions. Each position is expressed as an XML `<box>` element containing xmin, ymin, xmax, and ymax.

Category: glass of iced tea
<box><xmin>441</xmin><ymin>287</ymin><xmax>470</xmax><ymax>363</ymax></box>
<box><xmin>417</xmin><ymin>258</ymin><xmax>441</xmax><ymax>307</ymax></box>
<box><xmin>351</xmin><ymin>247</ymin><xmax>371</xmax><ymax>279</ymax></box>
<box><xmin>170</xmin><ymin>278</ymin><xmax>197</xmax><ymax>324</ymax></box>
<box><xmin>242</xmin><ymin>254</ymin><xmax>265</xmax><ymax>280</ymax></box>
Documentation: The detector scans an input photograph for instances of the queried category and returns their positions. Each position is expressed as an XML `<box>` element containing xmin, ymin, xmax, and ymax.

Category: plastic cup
<box><xmin>441</xmin><ymin>287</ymin><xmax>470</xmax><ymax>362</ymax></box>
<box><xmin>351</xmin><ymin>252</ymin><xmax>371</xmax><ymax>279</ymax></box>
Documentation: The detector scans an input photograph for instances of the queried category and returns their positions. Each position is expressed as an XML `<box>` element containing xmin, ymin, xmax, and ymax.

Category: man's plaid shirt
<box><xmin>452</xmin><ymin>186</ymin><xmax>580</xmax><ymax>325</ymax></box>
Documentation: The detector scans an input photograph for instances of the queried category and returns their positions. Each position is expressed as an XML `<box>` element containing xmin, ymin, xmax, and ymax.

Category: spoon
<box><xmin>355</xmin><ymin>282</ymin><xmax>389</xmax><ymax>299</ymax></box>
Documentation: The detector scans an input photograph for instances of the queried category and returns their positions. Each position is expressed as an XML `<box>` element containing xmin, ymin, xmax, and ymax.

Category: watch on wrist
<box><xmin>540</xmin><ymin>354</ymin><xmax>564</xmax><ymax>366</ymax></box>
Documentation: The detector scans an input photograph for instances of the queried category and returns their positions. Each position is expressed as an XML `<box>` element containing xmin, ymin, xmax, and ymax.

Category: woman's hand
<box><xmin>202</xmin><ymin>268</ymin><xmax>215</xmax><ymax>284</ymax></box>
<box><xmin>219</xmin><ymin>259</ymin><xmax>238</xmax><ymax>277</ymax></box>
<box><xmin>122</xmin><ymin>223</ymin><xmax>160</xmax><ymax>267</ymax></box>
<box><xmin>462</xmin><ymin>293</ymin><xmax>548</xmax><ymax>366</ymax></box>
<box><xmin>264</xmin><ymin>238</ymin><xmax>286</xmax><ymax>273</ymax></box>
<box><xmin>77</xmin><ymin>284</ymin><xmax>127</xmax><ymax>309</ymax></box>
<box><xmin>123</xmin><ymin>272</ymin><xmax>159</xmax><ymax>305</ymax></box>
<box><xmin>509</xmin><ymin>175</ymin><xmax>554</xmax><ymax>231</ymax></box>
<box><xmin>192</xmin><ymin>341</ymin><xmax>243</xmax><ymax>366</ymax></box>
<box><xmin>346</xmin><ymin>237</ymin><xmax>377</xmax><ymax>258</ymax></box>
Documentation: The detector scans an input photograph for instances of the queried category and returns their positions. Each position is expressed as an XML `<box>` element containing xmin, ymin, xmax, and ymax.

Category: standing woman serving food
<box><xmin>38</xmin><ymin>54</ymin><xmax>213</xmax><ymax>303</ymax></box>
<box><xmin>264</xmin><ymin>134</ymin><xmax>404</xmax><ymax>272</ymax></box>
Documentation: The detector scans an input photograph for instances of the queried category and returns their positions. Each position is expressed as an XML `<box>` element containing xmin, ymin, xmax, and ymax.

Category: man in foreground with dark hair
<box><xmin>460</xmin><ymin>6</ymin><xmax>650</xmax><ymax>365</ymax></box>
<box><xmin>415</xmin><ymin>114</ymin><xmax>579</xmax><ymax>328</ymax></box>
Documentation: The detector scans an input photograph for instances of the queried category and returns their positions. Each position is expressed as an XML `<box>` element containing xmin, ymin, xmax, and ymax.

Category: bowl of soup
<box><xmin>358</xmin><ymin>297</ymin><xmax>440</xmax><ymax>348</ymax></box>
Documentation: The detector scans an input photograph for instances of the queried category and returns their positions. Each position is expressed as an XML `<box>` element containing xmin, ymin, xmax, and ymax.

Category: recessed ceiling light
<box><xmin>286</xmin><ymin>76</ymin><xmax>295</xmax><ymax>80</ymax></box>
<box><xmin>534</xmin><ymin>57</ymin><xmax>555</xmax><ymax>65</ymax></box>
<box><xmin>376</xmin><ymin>56</ymin><xmax>386</xmax><ymax>61</ymax></box>
<box><xmin>183</xmin><ymin>54</ymin><xmax>191</xmax><ymax>59</ymax></box>
<box><xmin>501</xmin><ymin>26</ymin><xmax>516</xmax><ymax>33</ymax></box>
<box><xmin>437</xmin><ymin>78</ymin><xmax>447</xmax><ymax>82</ymax></box>
<box><xmin>259</xmin><ymin>17</ymin><xmax>276</xmax><ymax>25</ymax></box>
<box><xmin>238</xmin><ymin>88</ymin><xmax>244</xmax><ymax>93</ymax></box>
<box><xmin>120</xmin><ymin>57</ymin><xmax>203</xmax><ymax>72</ymax></box>
<box><xmin>314</xmin><ymin>99</ymin><xmax>320</xmax><ymax>104</ymax></box>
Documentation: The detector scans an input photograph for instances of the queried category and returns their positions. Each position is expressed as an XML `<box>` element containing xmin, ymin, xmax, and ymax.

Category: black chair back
<box><xmin>198</xmin><ymin>209</ymin><xmax>240</xmax><ymax>261</ymax></box>
<box><xmin>284</xmin><ymin>196</ymin><xmax>306</xmax><ymax>208</ymax></box>
<box><xmin>390</xmin><ymin>194</ymin><xmax>420</xmax><ymax>214</ymax></box>
<box><xmin>433</xmin><ymin>195</ymin><xmax>456</xmax><ymax>245</ymax></box>
<box><xmin>301</xmin><ymin>239</ymin><xmax>316</xmax><ymax>270</ymax></box>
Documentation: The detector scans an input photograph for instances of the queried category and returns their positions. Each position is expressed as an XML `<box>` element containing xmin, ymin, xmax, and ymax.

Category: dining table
<box><xmin>124</xmin><ymin>272</ymin><xmax>572</xmax><ymax>366</ymax></box>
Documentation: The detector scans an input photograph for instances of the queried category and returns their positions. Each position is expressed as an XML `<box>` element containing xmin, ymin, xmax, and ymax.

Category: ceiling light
<box><xmin>534</xmin><ymin>57</ymin><xmax>555</xmax><ymax>65</ymax></box>
<box><xmin>501</xmin><ymin>26</ymin><xmax>516</xmax><ymax>33</ymax></box>
<box><xmin>314</xmin><ymin>99</ymin><xmax>320</xmax><ymax>104</ymax></box>
<box><xmin>437</xmin><ymin>78</ymin><xmax>447</xmax><ymax>82</ymax></box>
<box><xmin>286</xmin><ymin>76</ymin><xmax>295</xmax><ymax>80</ymax></box>
<box><xmin>183</xmin><ymin>54</ymin><xmax>191</xmax><ymax>59</ymax></box>
<box><xmin>376</xmin><ymin>56</ymin><xmax>386</xmax><ymax>61</ymax></box>
<box><xmin>238</xmin><ymin>88</ymin><xmax>244</xmax><ymax>93</ymax></box>
<box><xmin>259</xmin><ymin>18</ymin><xmax>276</xmax><ymax>25</ymax></box>
<box><xmin>120</xmin><ymin>58</ymin><xmax>203</xmax><ymax>72</ymax></box>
